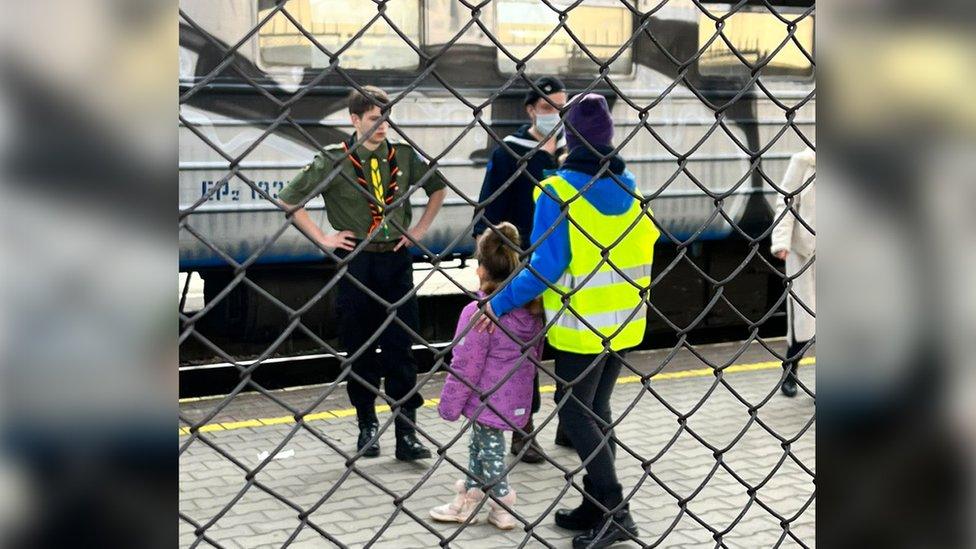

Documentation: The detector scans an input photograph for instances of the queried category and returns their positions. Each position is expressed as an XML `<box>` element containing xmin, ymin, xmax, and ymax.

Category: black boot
<box><xmin>780</xmin><ymin>362</ymin><xmax>798</xmax><ymax>397</ymax></box>
<box><xmin>512</xmin><ymin>418</ymin><xmax>545</xmax><ymax>464</ymax></box>
<box><xmin>356</xmin><ymin>418</ymin><xmax>380</xmax><ymax>458</ymax></box>
<box><xmin>554</xmin><ymin>423</ymin><xmax>573</xmax><ymax>448</ymax></box>
<box><xmin>555</xmin><ymin>476</ymin><xmax>602</xmax><ymax>531</ymax></box>
<box><xmin>572</xmin><ymin>509</ymin><xmax>639</xmax><ymax>549</ymax></box>
<box><xmin>394</xmin><ymin>408</ymin><xmax>431</xmax><ymax>461</ymax></box>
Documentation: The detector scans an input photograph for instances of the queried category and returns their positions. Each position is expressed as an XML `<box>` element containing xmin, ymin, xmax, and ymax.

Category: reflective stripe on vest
<box><xmin>556</xmin><ymin>264</ymin><xmax>653</xmax><ymax>291</ymax></box>
<box><xmin>550</xmin><ymin>303</ymin><xmax>648</xmax><ymax>331</ymax></box>
<box><xmin>534</xmin><ymin>174</ymin><xmax>658</xmax><ymax>354</ymax></box>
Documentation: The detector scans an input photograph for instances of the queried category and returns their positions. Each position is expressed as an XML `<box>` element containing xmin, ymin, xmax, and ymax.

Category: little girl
<box><xmin>430</xmin><ymin>222</ymin><xmax>544</xmax><ymax>530</ymax></box>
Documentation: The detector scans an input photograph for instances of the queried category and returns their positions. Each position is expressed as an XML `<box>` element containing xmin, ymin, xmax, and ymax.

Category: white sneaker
<box><xmin>429</xmin><ymin>480</ymin><xmax>483</xmax><ymax>523</ymax></box>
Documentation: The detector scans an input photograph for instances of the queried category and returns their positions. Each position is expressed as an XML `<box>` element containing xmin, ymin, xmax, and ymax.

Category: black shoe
<box><xmin>555</xmin><ymin>476</ymin><xmax>602</xmax><ymax>530</ymax></box>
<box><xmin>780</xmin><ymin>365</ymin><xmax>798</xmax><ymax>397</ymax></box>
<box><xmin>395</xmin><ymin>432</ymin><xmax>431</xmax><ymax>461</ymax></box>
<box><xmin>572</xmin><ymin>510</ymin><xmax>639</xmax><ymax>549</ymax></box>
<box><xmin>555</xmin><ymin>505</ymin><xmax>603</xmax><ymax>531</ymax></box>
<box><xmin>512</xmin><ymin>421</ymin><xmax>545</xmax><ymax>464</ymax></box>
<box><xmin>357</xmin><ymin>421</ymin><xmax>380</xmax><ymax>458</ymax></box>
<box><xmin>555</xmin><ymin>424</ymin><xmax>573</xmax><ymax>448</ymax></box>
<box><xmin>517</xmin><ymin>440</ymin><xmax>545</xmax><ymax>464</ymax></box>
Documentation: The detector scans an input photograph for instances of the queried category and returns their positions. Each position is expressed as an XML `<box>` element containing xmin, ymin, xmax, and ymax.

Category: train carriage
<box><xmin>179</xmin><ymin>0</ymin><xmax>814</xmax><ymax>361</ymax></box>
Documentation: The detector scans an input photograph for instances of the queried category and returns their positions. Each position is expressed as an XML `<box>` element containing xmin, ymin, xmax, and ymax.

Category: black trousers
<box><xmin>785</xmin><ymin>338</ymin><xmax>809</xmax><ymax>370</ymax></box>
<box><xmin>531</xmin><ymin>369</ymin><xmax>541</xmax><ymax>413</ymax></box>
<box><xmin>335</xmin><ymin>248</ymin><xmax>423</xmax><ymax>427</ymax></box>
<box><xmin>554</xmin><ymin>350</ymin><xmax>625</xmax><ymax>508</ymax></box>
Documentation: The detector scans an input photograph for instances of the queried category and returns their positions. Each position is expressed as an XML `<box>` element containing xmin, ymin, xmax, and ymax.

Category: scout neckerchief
<box><xmin>343</xmin><ymin>135</ymin><xmax>400</xmax><ymax>237</ymax></box>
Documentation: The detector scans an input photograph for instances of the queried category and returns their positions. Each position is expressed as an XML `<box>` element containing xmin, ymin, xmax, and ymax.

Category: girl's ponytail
<box><xmin>477</xmin><ymin>222</ymin><xmax>522</xmax><ymax>293</ymax></box>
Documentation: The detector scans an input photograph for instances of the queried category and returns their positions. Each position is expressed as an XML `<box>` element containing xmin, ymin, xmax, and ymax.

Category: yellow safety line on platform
<box><xmin>179</xmin><ymin>357</ymin><xmax>814</xmax><ymax>436</ymax></box>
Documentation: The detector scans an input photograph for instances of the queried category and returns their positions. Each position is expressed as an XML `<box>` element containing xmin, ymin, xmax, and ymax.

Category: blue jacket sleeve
<box><xmin>490</xmin><ymin>186</ymin><xmax>571</xmax><ymax>316</ymax></box>
<box><xmin>472</xmin><ymin>146</ymin><xmax>515</xmax><ymax>238</ymax></box>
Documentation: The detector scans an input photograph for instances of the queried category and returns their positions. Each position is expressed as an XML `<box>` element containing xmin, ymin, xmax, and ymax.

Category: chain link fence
<box><xmin>179</xmin><ymin>0</ymin><xmax>814</xmax><ymax>546</ymax></box>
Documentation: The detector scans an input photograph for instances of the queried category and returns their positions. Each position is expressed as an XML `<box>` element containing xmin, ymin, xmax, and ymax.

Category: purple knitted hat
<box><xmin>564</xmin><ymin>93</ymin><xmax>613</xmax><ymax>151</ymax></box>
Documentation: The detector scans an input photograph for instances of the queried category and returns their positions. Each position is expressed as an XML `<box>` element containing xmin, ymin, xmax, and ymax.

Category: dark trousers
<box><xmin>785</xmin><ymin>338</ymin><xmax>809</xmax><ymax>372</ymax></box>
<box><xmin>335</xmin><ymin>248</ymin><xmax>423</xmax><ymax>430</ymax></box>
<box><xmin>532</xmin><ymin>369</ymin><xmax>541</xmax><ymax>413</ymax></box>
<box><xmin>554</xmin><ymin>350</ymin><xmax>625</xmax><ymax>508</ymax></box>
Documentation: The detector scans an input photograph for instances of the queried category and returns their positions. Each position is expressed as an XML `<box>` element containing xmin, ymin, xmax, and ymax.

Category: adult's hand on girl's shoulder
<box><xmin>526</xmin><ymin>297</ymin><xmax>544</xmax><ymax>317</ymax></box>
<box><xmin>474</xmin><ymin>302</ymin><xmax>498</xmax><ymax>334</ymax></box>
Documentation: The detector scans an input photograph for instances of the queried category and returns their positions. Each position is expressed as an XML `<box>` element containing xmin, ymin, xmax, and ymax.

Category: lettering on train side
<box><xmin>199</xmin><ymin>180</ymin><xmax>288</xmax><ymax>201</ymax></box>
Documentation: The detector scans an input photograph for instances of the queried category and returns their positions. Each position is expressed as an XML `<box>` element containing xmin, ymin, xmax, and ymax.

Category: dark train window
<box><xmin>698</xmin><ymin>8</ymin><xmax>814</xmax><ymax>78</ymax></box>
<box><xmin>494</xmin><ymin>0</ymin><xmax>634</xmax><ymax>76</ymax></box>
<box><xmin>257</xmin><ymin>0</ymin><xmax>420</xmax><ymax>70</ymax></box>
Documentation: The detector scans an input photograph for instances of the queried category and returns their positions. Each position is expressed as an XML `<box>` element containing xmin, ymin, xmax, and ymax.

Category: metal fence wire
<box><xmin>179</xmin><ymin>0</ymin><xmax>815</xmax><ymax>547</ymax></box>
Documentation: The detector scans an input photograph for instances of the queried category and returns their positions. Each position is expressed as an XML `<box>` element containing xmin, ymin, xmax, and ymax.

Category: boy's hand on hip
<box><xmin>322</xmin><ymin>230</ymin><xmax>356</xmax><ymax>251</ymax></box>
<box><xmin>394</xmin><ymin>225</ymin><xmax>427</xmax><ymax>251</ymax></box>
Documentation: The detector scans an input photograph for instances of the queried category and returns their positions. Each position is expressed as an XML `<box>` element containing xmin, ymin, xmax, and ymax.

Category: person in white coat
<box><xmin>771</xmin><ymin>147</ymin><xmax>815</xmax><ymax>397</ymax></box>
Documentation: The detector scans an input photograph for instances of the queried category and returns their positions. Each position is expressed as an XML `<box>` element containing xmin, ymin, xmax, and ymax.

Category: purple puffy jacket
<box><xmin>437</xmin><ymin>295</ymin><xmax>544</xmax><ymax>431</ymax></box>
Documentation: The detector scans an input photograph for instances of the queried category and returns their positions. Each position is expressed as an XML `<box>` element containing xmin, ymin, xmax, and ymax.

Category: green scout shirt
<box><xmin>279</xmin><ymin>139</ymin><xmax>447</xmax><ymax>242</ymax></box>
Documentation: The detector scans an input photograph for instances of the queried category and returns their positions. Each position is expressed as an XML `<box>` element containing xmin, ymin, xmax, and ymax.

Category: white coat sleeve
<box><xmin>771</xmin><ymin>152</ymin><xmax>808</xmax><ymax>254</ymax></box>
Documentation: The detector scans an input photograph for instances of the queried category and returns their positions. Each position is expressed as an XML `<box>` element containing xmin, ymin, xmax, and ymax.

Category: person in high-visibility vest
<box><xmin>473</xmin><ymin>76</ymin><xmax>570</xmax><ymax>463</ymax></box>
<box><xmin>477</xmin><ymin>93</ymin><xmax>658</xmax><ymax>549</ymax></box>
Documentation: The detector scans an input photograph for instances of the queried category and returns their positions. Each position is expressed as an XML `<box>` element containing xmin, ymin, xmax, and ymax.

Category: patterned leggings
<box><xmin>464</xmin><ymin>423</ymin><xmax>510</xmax><ymax>497</ymax></box>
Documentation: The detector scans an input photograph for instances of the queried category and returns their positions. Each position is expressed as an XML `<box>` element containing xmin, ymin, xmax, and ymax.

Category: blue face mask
<box><xmin>534</xmin><ymin>112</ymin><xmax>561</xmax><ymax>137</ymax></box>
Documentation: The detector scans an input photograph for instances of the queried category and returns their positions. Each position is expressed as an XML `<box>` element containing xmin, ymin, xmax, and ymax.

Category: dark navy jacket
<box><xmin>472</xmin><ymin>124</ymin><xmax>566</xmax><ymax>247</ymax></box>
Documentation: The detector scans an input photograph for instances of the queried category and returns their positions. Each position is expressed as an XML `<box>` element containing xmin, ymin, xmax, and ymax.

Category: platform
<box><xmin>179</xmin><ymin>340</ymin><xmax>815</xmax><ymax>548</ymax></box>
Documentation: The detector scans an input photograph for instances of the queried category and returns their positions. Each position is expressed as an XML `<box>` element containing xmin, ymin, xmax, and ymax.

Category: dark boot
<box><xmin>511</xmin><ymin>418</ymin><xmax>545</xmax><ymax>464</ymax></box>
<box><xmin>555</xmin><ymin>476</ymin><xmax>603</xmax><ymax>531</ymax></box>
<box><xmin>554</xmin><ymin>423</ymin><xmax>573</xmax><ymax>448</ymax></box>
<box><xmin>780</xmin><ymin>361</ymin><xmax>798</xmax><ymax>397</ymax></box>
<box><xmin>395</xmin><ymin>408</ymin><xmax>431</xmax><ymax>461</ymax></box>
<box><xmin>356</xmin><ymin>417</ymin><xmax>380</xmax><ymax>458</ymax></box>
<box><xmin>572</xmin><ymin>509</ymin><xmax>639</xmax><ymax>549</ymax></box>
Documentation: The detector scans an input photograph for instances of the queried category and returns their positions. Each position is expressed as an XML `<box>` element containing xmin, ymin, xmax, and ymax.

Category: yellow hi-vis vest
<box><xmin>534</xmin><ymin>175</ymin><xmax>659</xmax><ymax>354</ymax></box>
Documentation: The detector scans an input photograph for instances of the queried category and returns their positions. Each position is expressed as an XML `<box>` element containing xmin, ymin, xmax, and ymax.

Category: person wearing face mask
<box><xmin>476</xmin><ymin>93</ymin><xmax>657</xmax><ymax>548</ymax></box>
<box><xmin>472</xmin><ymin>76</ymin><xmax>569</xmax><ymax>464</ymax></box>
<box><xmin>473</xmin><ymin>76</ymin><xmax>567</xmax><ymax>248</ymax></box>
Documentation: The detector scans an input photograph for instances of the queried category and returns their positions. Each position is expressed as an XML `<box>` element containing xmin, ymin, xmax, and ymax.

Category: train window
<box><xmin>257</xmin><ymin>0</ymin><xmax>420</xmax><ymax>70</ymax></box>
<box><xmin>424</xmin><ymin>0</ymin><xmax>496</xmax><ymax>46</ymax></box>
<box><xmin>698</xmin><ymin>8</ymin><xmax>814</xmax><ymax>78</ymax></box>
<box><xmin>494</xmin><ymin>0</ymin><xmax>634</xmax><ymax>76</ymax></box>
